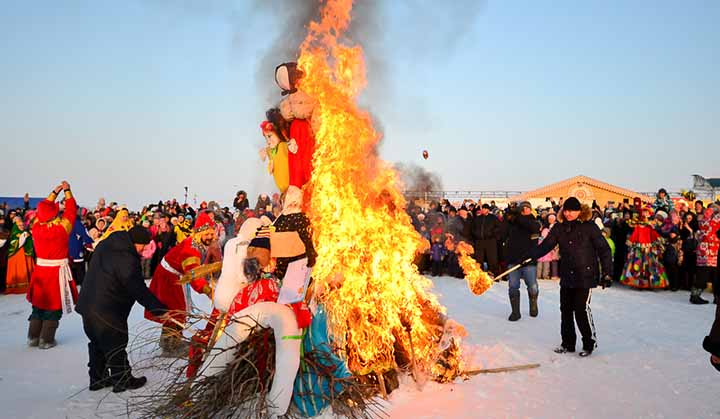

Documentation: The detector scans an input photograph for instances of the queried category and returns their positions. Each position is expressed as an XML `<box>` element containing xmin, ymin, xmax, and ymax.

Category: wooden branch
<box><xmin>463</xmin><ymin>363</ymin><xmax>540</xmax><ymax>376</ymax></box>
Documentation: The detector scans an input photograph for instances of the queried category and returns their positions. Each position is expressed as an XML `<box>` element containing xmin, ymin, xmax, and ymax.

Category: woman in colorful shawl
<box><xmin>620</xmin><ymin>206</ymin><xmax>669</xmax><ymax>289</ymax></box>
<box><xmin>5</xmin><ymin>216</ymin><xmax>35</xmax><ymax>294</ymax></box>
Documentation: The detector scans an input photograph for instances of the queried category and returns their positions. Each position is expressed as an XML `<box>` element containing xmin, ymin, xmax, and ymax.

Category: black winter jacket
<box><xmin>504</xmin><ymin>214</ymin><xmax>542</xmax><ymax>265</ymax></box>
<box><xmin>528</xmin><ymin>214</ymin><xmax>612</xmax><ymax>289</ymax></box>
<box><xmin>77</xmin><ymin>231</ymin><xmax>166</xmax><ymax>325</ymax></box>
<box><xmin>471</xmin><ymin>214</ymin><xmax>501</xmax><ymax>241</ymax></box>
<box><xmin>703</xmin><ymin>305</ymin><xmax>720</xmax><ymax>362</ymax></box>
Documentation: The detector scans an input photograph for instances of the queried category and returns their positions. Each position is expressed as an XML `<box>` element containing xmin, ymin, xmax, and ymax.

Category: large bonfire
<box><xmin>299</xmin><ymin>0</ymin><xmax>493</xmax><ymax>381</ymax></box>
<box><xmin>126</xmin><ymin>2</ymin><xmax>496</xmax><ymax>418</ymax></box>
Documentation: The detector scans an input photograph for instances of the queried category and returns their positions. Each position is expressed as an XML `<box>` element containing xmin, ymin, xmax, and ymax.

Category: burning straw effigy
<box><xmin>121</xmin><ymin>1</ymin><xmax>494</xmax><ymax>418</ymax></box>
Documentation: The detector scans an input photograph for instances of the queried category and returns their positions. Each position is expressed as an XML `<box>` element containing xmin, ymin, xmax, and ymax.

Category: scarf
<box><xmin>97</xmin><ymin>209</ymin><xmax>134</xmax><ymax>243</ymax></box>
<box><xmin>8</xmin><ymin>223</ymin><xmax>34</xmax><ymax>258</ymax></box>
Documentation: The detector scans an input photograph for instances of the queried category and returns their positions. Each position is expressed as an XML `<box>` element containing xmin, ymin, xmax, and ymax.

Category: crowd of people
<box><xmin>2</xmin><ymin>187</ymin><xmax>719</xmax><ymax>306</ymax></box>
<box><xmin>408</xmin><ymin>189</ymin><xmax>720</xmax><ymax>306</ymax></box>
<box><xmin>0</xmin><ymin>184</ymin><xmax>718</xmax><ymax>383</ymax></box>
<box><xmin>0</xmin><ymin>190</ymin><xmax>285</xmax><ymax>293</ymax></box>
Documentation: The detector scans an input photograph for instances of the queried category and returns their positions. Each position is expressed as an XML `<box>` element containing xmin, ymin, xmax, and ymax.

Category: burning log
<box><xmin>456</xmin><ymin>241</ymin><xmax>494</xmax><ymax>296</ymax></box>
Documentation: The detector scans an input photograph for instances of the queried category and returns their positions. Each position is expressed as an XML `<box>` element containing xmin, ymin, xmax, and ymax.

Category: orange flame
<box><xmin>296</xmin><ymin>0</ymin><xmax>487</xmax><ymax>379</ymax></box>
<box><xmin>456</xmin><ymin>241</ymin><xmax>494</xmax><ymax>296</ymax></box>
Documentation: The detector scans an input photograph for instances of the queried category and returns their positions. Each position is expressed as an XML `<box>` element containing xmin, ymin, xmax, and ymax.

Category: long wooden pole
<box><xmin>463</xmin><ymin>363</ymin><xmax>540</xmax><ymax>376</ymax></box>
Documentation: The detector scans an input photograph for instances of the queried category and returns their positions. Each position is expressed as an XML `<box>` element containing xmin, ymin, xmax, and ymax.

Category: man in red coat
<box><xmin>145</xmin><ymin>211</ymin><xmax>216</xmax><ymax>356</ymax></box>
<box><xmin>27</xmin><ymin>180</ymin><xmax>78</xmax><ymax>349</ymax></box>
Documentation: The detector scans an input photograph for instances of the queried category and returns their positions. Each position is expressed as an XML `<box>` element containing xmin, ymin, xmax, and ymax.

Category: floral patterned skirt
<box><xmin>620</xmin><ymin>240</ymin><xmax>669</xmax><ymax>289</ymax></box>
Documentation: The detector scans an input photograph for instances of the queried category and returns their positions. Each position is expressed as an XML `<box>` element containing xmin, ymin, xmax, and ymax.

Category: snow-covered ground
<box><xmin>0</xmin><ymin>278</ymin><xmax>718</xmax><ymax>418</ymax></box>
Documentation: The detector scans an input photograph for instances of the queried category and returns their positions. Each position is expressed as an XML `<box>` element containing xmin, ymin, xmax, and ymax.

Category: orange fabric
<box><xmin>5</xmin><ymin>248</ymin><xmax>34</xmax><ymax>294</ymax></box>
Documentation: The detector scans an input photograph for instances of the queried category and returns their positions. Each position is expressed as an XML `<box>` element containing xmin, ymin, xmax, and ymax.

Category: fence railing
<box><xmin>403</xmin><ymin>191</ymin><xmax>524</xmax><ymax>200</ymax></box>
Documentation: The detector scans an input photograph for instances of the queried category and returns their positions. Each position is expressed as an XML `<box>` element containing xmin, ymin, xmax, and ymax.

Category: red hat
<box><xmin>194</xmin><ymin>211</ymin><xmax>216</xmax><ymax>232</ymax></box>
<box><xmin>260</xmin><ymin>120</ymin><xmax>274</xmax><ymax>134</ymax></box>
<box><xmin>37</xmin><ymin>200</ymin><xmax>59</xmax><ymax>223</ymax></box>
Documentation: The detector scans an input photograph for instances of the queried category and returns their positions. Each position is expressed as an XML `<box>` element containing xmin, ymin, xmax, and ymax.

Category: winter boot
<box><xmin>508</xmin><ymin>293</ymin><xmax>521</xmax><ymax>322</ymax></box>
<box><xmin>690</xmin><ymin>288</ymin><xmax>709</xmax><ymax>305</ymax></box>
<box><xmin>553</xmin><ymin>345</ymin><xmax>575</xmax><ymax>354</ymax></box>
<box><xmin>528</xmin><ymin>290</ymin><xmax>539</xmax><ymax>318</ymax></box>
<box><xmin>89</xmin><ymin>370</ymin><xmax>113</xmax><ymax>391</ymax></box>
<box><xmin>38</xmin><ymin>320</ymin><xmax>59</xmax><ymax>349</ymax></box>
<box><xmin>579</xmin><ymin>349</ymin><xmax>594</xmax><ymax>357</ymax></box>
<box><xmin>27</xmin><ymin>319</ymin><xmax>42</xmax><ymax>347</ymax></box>
<box><xmin>112</xmin><ymin>374</ymin><xmax>147</xmax><ymax>393</ymax></box>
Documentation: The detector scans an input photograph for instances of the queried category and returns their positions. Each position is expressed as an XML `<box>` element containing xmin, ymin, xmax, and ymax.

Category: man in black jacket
<box><xmin>504</xmin><ymin>201</ymin><xmax>542</xmax><ymax>321</ymax></box>
<box><xmin>471</xmin><ymin>204</ymin><xmax>501</xmax><ymax>275</ymax></box>
<box><xmin>527</xmin><ymin>197</ymin><xmax>612</xmax><ymax>357</ymax></box>
<box><xmin>76</xmin><ymin>226</ymin><xmax>167</xmax><ymax>392</ymax></box>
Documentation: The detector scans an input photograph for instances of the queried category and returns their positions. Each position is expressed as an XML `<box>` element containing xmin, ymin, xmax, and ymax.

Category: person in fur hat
<box><xmin>145</xmin><ymin>211</ymin><xmax>217</xmax><ymax>356</ymax></box>
<box><xmin>527</xmin><ymin>197</ymin><xmax>613</xmax><ymax>357</ymax></box>
<box><xmin>26</xmin><ymin>180</ymin><xmax>78</xmax><ymax>349</ymax></box>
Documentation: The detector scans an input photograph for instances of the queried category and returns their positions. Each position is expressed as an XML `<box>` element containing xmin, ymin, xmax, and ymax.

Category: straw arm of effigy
<box><xmin>178</xmin><ymin>262</ymin><xmax>223</xmax><ymax>284</ymax></box>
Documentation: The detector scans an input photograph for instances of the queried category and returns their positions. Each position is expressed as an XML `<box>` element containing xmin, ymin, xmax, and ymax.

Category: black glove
<box><xmin>600</xmin><ymin>275</ymin><xmax>612</xmax><ymax>289</ymax></box>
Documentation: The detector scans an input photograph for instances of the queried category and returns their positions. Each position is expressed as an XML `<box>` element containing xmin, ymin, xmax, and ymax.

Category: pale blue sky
<box><xmin>1</xmin><ymin>1</ymin><xmax>718</xmax><ymax>208</ymax></box>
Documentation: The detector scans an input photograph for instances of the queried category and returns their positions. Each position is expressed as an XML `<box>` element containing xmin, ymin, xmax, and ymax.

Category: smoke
<box><xmin>248</xmin><ymin>1</ymin><xmax>322</xmax><ymax>108</ymax></box>
<box><xmin>394</xmin><ymin>162</ymin><xmax>443</xmax><ymax>193</ymax></box>
<box><xmin>143</xmin><ymin>0</ymin><xmax>486</xmax><ymax>114</ymax></box>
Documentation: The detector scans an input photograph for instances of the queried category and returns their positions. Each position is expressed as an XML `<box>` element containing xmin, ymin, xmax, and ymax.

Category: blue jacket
<box><xmin>69</xmin><ymin>219</ymin><xmax>93</xmax><ymax>261</ymax></box>
<box><xmin>430</xmin><ymin>242</ymin><xmax>447</xmax><ymax>262</ymax></box>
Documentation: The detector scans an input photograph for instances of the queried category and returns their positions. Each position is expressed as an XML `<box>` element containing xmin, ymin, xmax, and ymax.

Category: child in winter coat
<box><xmin>430</xmin><ymin>234</ymin><xmax>446</xmax><ymax>277</ymax></box>
<box><xmin>536</xmin><ymin>222</ymin><xmax>560</xmax><ymax>280</ymax></box>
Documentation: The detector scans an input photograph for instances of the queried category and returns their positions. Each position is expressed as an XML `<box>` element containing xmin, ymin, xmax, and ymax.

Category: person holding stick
<box><xmin>525</xmin><ymin>197</ymin><xmax>612</xmax><ymax>357</ymax></box>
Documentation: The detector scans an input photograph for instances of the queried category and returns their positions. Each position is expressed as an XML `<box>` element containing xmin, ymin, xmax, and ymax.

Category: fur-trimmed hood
<box><xmin>557</xmin><ymin>204</ymin><xmax>593</xmax><ymax>223</ymax></box>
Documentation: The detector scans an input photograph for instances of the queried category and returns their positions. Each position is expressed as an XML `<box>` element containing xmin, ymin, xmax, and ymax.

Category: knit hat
<box><xmin>519</xmin><ymin>201</ymin><xmax>532</xmax><ymax>210</ymax></box>
<box><xmin>563</xmin><ymin>197</ymin><xmax>582</xmax><ymax>211</ymax></box>
<box><xmin>129</xmin><ymin>225</ymin><xmax>152</xmax><ymax>245</ymax></box>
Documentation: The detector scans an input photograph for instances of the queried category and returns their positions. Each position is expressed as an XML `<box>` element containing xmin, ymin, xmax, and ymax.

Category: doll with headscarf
<box><xmin>270</xmin><ymin>186</ymin><xmax>316</xmax><ymax>329</ymax></box>
<box><xmin>620</xmin><ymin>203</ymin><xmax>669</xmax><ymax>289</ymax></box>
<box><xmin>276</xmin><ymin>62</ymin><xmax>318</xmax><ymax>192</ymax></box>
<box><xmin>187</xmin><ymin>217</ymin><xmax>276</xmax><ymax>377</ymax></box>
<box><xmin>259</xmin><ymin>117</ymin><xmax>290</xmax><ymax>194</ymax></box>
